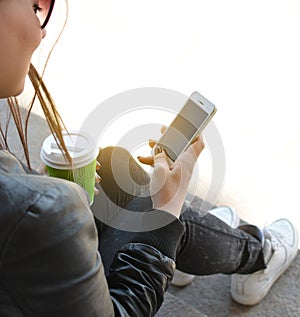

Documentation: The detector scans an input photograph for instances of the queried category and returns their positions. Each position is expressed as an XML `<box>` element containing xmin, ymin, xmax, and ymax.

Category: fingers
<box><xmin>161</xmin><ymin>125</ymin><xmax>167</xmax><ymax>134</ymax></box>
<box><xmin>153</xmin><ymin>150</ymin><xmax>170</xmax><ymax>169</ymax></box>
<box><xmin>137</xmin><ymin>139</ymin><xmax>157</xmax><ymax>166</ymax></box>
<box><xmin>148</xmin><ymin>124</ymin><xmax>167</xmax><ymax>148</ymax></box>
<box><xmin>95</xmin><ymin>161</ymin><xmax>102</xmax><ymax>183</ymax></box>
<box><xmin>137</xmin><ymin>155</ymin><xmax>154</xmax><ymax>166</ymax></box>
<box><xmin>188</xmin><ymin>134</ymin><xmax>205</xmax><ymax>158</ymax></box>
<box><xmin>171</xmin><ymin>135</ymin><xmax>205</xmax><ymax>174</ymax></box>
<box><xmin>149</xmin><ymin>139</ymin><xmax>156</xmax><ymax>149</ymax></box>
<box><xmin>94</xmin><ymin>161</ymin><xmax>102</xmax><ymax>196</ymax></box>
<box><xmin>138</xmin><ymin>125</ymin><xmax>171</xmax><ymax>167</ymax></box>
<box><xmin>190</xmin><ymin>133</ymin><xmax>200</xmax><ymax>144</ymax></box>
<box><xmin>94</xmin><ymin>187</ymin><xmax>100</xmax><ymax>196</ymax></box>
<box><xmin>95</xmin><ymin>173</ymin><xmax>102</xmax><ymax>184</ymax></box>
<box><xmin>96</xmin><ymin>161</ymin><xmax>101</xmax><ymax>171</ymax></box>
<box><xmin>146</xmin><ymin>125</ymin><xmax>168</xmax><ymax>150</ymax></box>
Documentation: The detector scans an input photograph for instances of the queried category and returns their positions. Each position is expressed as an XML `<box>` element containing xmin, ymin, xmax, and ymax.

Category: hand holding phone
<box><xmin>137</xmin><ymin>91</ymin><xmax>215</xmax><ymax>217</ymax></box>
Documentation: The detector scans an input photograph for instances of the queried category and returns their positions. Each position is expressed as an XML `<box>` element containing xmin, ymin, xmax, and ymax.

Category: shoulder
<box><xmin>0</xmin><ymin>151</ymin><xmax>108</xmax><ymax>315</ymax></box>
<box><xmin>0</xmin><ymin>150</ymin><xmax>90</xmax><ymax>217</ymax></box>
<box><xmin>0</xmin><ymin>150</ymin><xmax>95</xmax><ymax>257</ymax></box>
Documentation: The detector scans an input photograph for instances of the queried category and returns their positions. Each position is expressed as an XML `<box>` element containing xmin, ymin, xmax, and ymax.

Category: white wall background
<box><xmin>30</xmin><ymin>0</ymin><xmax>300</xmax><ymax>237</ymax></box>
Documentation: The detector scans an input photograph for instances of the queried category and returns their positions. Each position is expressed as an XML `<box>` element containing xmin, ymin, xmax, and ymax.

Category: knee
<box><xmin>98</xmin><ymin>146</ymin><xmax>132</xmax><ymax>165</ymax></box>
<box><xmin>97</xmin><ymin>146</ymin><xmax>150</xmax><ymax>186</ymax></box>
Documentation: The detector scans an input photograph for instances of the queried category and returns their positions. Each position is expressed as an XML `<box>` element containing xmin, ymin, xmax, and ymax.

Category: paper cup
<box><xmin>40</xmin><ymin>130</ymin><xmax>98</xmax><ymax>205</ymax></box>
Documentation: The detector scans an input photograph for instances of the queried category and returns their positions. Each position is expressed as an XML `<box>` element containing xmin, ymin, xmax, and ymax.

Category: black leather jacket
<box><xmin>0</xmin><ymin>150</ymin><xmax>184</xmax><ymax>316</ymax></box>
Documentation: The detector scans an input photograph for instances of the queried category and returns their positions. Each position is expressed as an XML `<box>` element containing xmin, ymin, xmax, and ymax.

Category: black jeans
<box><xmin>91</xmin><ymin>147</ymin><xmax>265</xmax><ymax>277</ymax></box>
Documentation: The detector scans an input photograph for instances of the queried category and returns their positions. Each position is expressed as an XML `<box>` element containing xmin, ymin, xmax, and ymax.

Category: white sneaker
<box><xmin>209</xmin><ymin>206</ymin><xmax>240</xmax><ymax>228</ymax></box>
<box><xmin>171</xmin><ymin>206</ymin><xmax>240</xmax><ymax>287</ymax></box>
<box><xmin>170</xmin><ymin>269</ymin><xmax>197</xmax><ymax>287</ymax></box>
<box><xmin>231</xmin><ymin>218</ymin><xmax>298</xmax><ymax>305</ymax></box>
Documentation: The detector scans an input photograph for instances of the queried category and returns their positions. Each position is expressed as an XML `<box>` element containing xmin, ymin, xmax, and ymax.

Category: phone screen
<box><xmin>157</xmin><ymin>98</ymin><xmax>210</xmax><ymax>160</ymax></box>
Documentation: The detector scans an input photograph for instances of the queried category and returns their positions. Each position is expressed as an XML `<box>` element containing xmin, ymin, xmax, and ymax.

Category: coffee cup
<box><xmin>40</xmin><ymin>130</ymin><xmax>98</xmax><ymax>205</ymax></box>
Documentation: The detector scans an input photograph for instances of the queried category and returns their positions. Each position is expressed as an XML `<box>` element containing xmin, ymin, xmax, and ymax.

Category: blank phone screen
<box><xmin>158</xmin><ymin>99</ymin><xmax>209</xmax><ymax>160</ymax></box>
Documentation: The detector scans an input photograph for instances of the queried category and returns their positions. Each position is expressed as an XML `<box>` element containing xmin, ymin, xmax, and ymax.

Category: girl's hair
<box><xmin>0</xmin><ymin>1</ymin><xmax>71</xmax><ymax>170</ymax></box>
<box><xmin>0</xmin><ymin>64</ymin><xmax>71</xmax><ymax>169</ymax></box>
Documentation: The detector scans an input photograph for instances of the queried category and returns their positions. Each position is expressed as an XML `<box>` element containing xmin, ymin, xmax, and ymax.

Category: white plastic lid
<box><xmin>40</xmin><ymin>130</ymin><xmax>98</xmax><ymax>169</ymax></box>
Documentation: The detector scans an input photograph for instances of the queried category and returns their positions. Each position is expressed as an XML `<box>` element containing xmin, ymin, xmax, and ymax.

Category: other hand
<box><xmin>94</xmin><ymin>161</ymin><xmax>102</xmax><ymax>196</ymax></box>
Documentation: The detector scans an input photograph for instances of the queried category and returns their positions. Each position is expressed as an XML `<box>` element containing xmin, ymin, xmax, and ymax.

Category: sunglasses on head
<box><xmin>35</xmin><ymin>0</ymin><xmax>56</xmax><ymax>29</ymax></box>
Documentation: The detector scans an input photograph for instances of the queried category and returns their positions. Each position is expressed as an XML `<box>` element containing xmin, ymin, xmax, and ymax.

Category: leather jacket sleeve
<box><xmin>0</xmin><ymin>151</ymin><xmax>178</xmax><ymax>317</ymax></box>
<box><xmin>108</xmin><ymin>244</ymin><xmax>175</xmax><ymax>317</ymax></box>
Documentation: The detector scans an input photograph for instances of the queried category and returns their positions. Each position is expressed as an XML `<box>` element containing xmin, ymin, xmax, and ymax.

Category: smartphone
<box><xmin>154</xmin><ymin>91</ymin><xmax>217</xmax><ymax>161</ymax></box>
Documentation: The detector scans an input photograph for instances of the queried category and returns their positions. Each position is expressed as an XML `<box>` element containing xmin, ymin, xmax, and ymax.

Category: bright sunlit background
<box><xmin>29</xmin><ymin>0</ymin><xmax>300</xmax><ymax>240</ymax></box>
